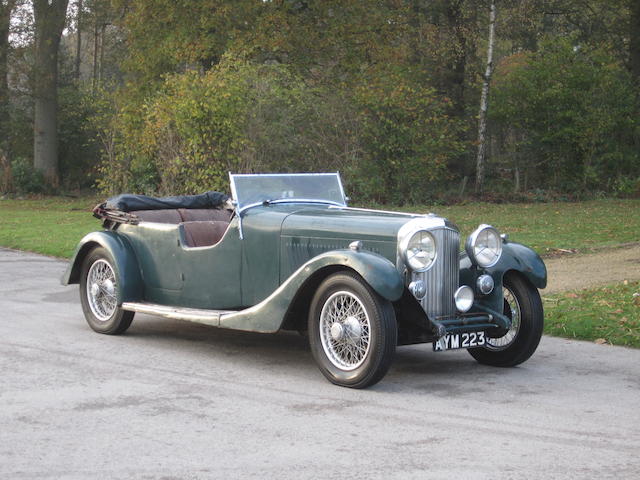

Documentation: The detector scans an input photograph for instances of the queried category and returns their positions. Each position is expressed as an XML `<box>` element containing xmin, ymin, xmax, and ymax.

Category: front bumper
<box><xmin>430</xmin><ymin>304</ymin><xmax>512</xmax><ymax>339</ymax></box>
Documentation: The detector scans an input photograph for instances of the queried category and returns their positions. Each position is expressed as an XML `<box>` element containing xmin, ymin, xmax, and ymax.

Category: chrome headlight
<box><xmin>466</xmin><ymin>225</ymin><xmax>502</xmax><ymax>268</ymax></box>
<box><xmin>401</xmin><ymin>230</ymin><xmax>436</xmax><ymax>272</ymax></box>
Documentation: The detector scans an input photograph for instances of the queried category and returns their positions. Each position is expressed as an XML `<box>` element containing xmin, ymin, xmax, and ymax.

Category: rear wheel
<box><xmin>80</xmin><ymin>247</ymin><xmax>134</xmax><ymax>335</ymax></box>
<box><xmin>468</xmin><ymin>273</ymin><xmax>543</xmax><ymax>367</ymax></box>
<box><xmin>308</xmin><ymin>272</ymin><xmax>397</xmax><ymax>388</ymax></box>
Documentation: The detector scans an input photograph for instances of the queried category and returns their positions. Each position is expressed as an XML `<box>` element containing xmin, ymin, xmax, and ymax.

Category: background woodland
<box><xmin>1</xmin><ymin>0</ymin><xmax>639</xmax><ymax>203</ymax></box>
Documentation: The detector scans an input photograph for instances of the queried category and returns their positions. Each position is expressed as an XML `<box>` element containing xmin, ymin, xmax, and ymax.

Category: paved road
<box><xmin>1</xmin><ymin>248</ymin><xmax>639</xmax><ymax>479</ymax></box>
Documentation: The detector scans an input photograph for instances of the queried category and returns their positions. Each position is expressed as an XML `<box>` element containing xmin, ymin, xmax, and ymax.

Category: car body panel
<box><xmin>61</xmin><ymin>230</ymin><xmax>143</xmax><ymax>304</ymax></box>
<box><xmin>460</xmin><ymin>241</ymin><xmax>547</xmax><ymax>314</ymax></box>
<box><xmin>278</xmin><ymin>205</ymin><xmax>409</xmax><ymax>279</ymax></box>
<box><xmin>239</xmin><ymin>206</ymin><xmax>292</xmax><ymax>306</ymax></box>
<box><xmin>220</xmin><ymin>248</ymin><xmax>404</xmax><ymax>333</ymax></box>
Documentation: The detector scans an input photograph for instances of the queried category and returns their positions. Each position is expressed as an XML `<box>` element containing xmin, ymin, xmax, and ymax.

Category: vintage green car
<box><xmin>63</xmin><ymin>173</ymin><xmax>546</xmax><ymax>388</ymax></box>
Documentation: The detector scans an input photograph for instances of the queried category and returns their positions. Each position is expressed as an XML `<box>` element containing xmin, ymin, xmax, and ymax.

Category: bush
<box><xmin>96</xmin><ymin>57</ymin><xmax>360</xmax><ymax>194</ymax></box>
<box><xmin>350</xmin><ymin>69</ymin><xmax>467</xmax><ymax>204</ymax></box>
<box><xmin>95</xmin><ymin>58</ymin><xmax>468</xmax><ymax>200</ymax></box>
<box><xmin>490</xmin><ymin>37</ymin><xmax>640</xmax><ymax>194</ymax></box>
<box><xmin>57</xmin><ymin>87</ymin><xmax>105</xmax><ymax>190</ymax></box>
<box><xmin>11</xmin><ymin>158</ymin><xmax>45</xmax><ymax>194</ymax></box>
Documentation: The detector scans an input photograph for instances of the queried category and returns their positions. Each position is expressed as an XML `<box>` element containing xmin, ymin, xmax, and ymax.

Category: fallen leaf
<box><xmin>565</xmin><ymin>293</ymin><xmax>579</xmax><ymax>299</ymax></box>
<box><xmin>611</xmin><ymin>309</ymin><xmax>623</xmax><ymax>314</ymax></box>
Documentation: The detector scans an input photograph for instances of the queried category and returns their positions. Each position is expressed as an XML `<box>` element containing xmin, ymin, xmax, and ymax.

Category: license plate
<box><xmin>433</xmin><ymin>331</ymin><xmax>486</xmax><ymax>351</ymax></box>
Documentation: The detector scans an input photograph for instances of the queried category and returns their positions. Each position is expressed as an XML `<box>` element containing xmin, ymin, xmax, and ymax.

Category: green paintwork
<box><xmin>116</xmin><ymin>219</ymin><xmax>243</xmax><ymax>309</ymax></box>
<box><xmin>63</xmin><ymin>199</ymin><xmax>546</xmax><ymax>337</ymax></box>
<box><xmin>460</xmin><ymin>241</ymin><xmax>547</xmax><ymax>314</ymax></box>
<box><xmin>278</xmin><ymin>205</ymin><xmax>407</xmax><ymax>278</ymax></box>
<box><xmin>61</xmin><ymin>231</ymin><xmax>143</xmax><ymax>303</ymax></box>
<box><xmin>239</xmin><ymin>204</ymin><xmax>409</xmax><ymax>305</ymax></box>
<box><xmin>239</xmin><ymin>205</ymin><xmax>292</xmax><ymax>306</ymax></box>
<box><xmin>220</xmin><ymin>248</ymin><xmax>404</xmax><ymax>333</ymax></box>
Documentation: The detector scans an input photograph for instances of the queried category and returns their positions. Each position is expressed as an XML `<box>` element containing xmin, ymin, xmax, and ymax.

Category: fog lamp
<box><xmin>409</xmin><ymin>280</ymin><xmax>426</xmax><ymax>300</ymax></box>
<box><xmin>454</xmin><ymin>286</ymin><xmax>474</xmax><ymax>312</ymax></box>
<box><xmin>477</xmin><ymin>274</ymin><xmax>495</xmax><ymax>295</ymax></box>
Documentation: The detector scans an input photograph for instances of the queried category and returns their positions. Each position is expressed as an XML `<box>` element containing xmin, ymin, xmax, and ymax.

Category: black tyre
<box><xmin>468</xmin><ymin>273</ymin><xmax>543</xmax><ymax>367</ymax></box>
<box><xmin>308</xmin><ymin>271</ymin><xmax>397</xmax><ymax>388</ymax></box>
<box><xmin>79</xmin><ymin>247</ymin><xmax>134</xmax><ymax>335</ymax></box>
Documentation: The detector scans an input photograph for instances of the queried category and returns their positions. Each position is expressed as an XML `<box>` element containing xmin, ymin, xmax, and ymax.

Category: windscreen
<box><xmin>230</xmin><ymin>173</ymin><xmax>346</xmax><ymax>211</ymax></box>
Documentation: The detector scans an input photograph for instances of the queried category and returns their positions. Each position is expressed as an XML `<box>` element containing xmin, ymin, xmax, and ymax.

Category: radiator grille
<box><xmin>419</xmin><ymin>228</ymin><xmax>460</xmax><ymax>320</ymax></box>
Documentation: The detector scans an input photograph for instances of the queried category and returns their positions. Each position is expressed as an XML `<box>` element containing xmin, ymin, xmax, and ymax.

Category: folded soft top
<box><xmin>104</xmin><ymin>191</ymin><xmax>230</xmax><ymax>212</ymax></box>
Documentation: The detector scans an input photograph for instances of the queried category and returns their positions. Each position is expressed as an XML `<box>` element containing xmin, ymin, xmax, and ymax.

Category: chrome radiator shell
<box><xmin>397</xmin><ymin>217</ymin><xmax>461</xmax><ymax>320</ymax></box>
<box><xmin>417</xmin><ymin>227</ymin><xmax>460</xmax><ymax>320</ymax></box>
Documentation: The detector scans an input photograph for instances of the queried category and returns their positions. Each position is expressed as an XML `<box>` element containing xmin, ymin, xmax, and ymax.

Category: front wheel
<box><xmin>308</xmin><ymin>272</ymin><xmax>397</xmax><ymax>388</ymax></box>
<box><xmin>468</xmin><ymin>273</ymin><xmax>543</xmax><ymax>367</ymax></box>
<box><xmin>79</xmin><ymin>247</ymin><xmax>134</xmax><ymax>335</ymax></box>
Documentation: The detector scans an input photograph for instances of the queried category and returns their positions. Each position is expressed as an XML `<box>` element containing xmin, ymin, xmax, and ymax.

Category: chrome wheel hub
<box><xmin>344</xmin><ymin>316</ymin><xmax>362</xmax><ymax>338</ymax></box>
<box><xmin>330</xmin><ymin>322</ymin><xmax>344</xmax><ymax>341</ymax></box>
<box><xmin>86</xmin><ymin>259</ymin><xmax>118</xmax><ymax>322</ymax></box>
<box><xmin>319</xmin><ymin>291</ymin><xmax>371</xmax><ymax>371</ymax></box>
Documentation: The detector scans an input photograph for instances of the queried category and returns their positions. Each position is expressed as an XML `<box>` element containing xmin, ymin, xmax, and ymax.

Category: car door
<box><xmin>175</xmin><ymin>217</ymin><xmax>242</xmax><ymax>309</ymax></box>
<box><xmin>120</xmin><ymin>223</ymin><xmax>184</xmax><ymax>304</ymax></box>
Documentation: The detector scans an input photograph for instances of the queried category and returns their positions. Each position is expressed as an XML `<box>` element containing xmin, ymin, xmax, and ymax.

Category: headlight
<box><xmin>402</xmin><ymin>230</ymin><xmax>436</xmax><ymax>272</ymax></box>
<box><xmin>466</xmin><ymin>225</ymin><xmax>502</xmax><ymax>267</ymax></box>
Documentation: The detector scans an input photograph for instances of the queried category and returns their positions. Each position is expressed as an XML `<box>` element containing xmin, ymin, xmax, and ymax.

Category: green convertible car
<box><xmin>63</xmin><ymin>173</ymin><xmax>546</xmax><ymax>388</ymax></box>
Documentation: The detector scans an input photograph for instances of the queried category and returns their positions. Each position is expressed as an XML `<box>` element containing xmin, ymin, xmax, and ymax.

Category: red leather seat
<box><xmin>179</xmin><ymin>208</ymin><xmax>232</xmax><ymax>223</ymax></box>
<box><xmin>181</xmin><ymin>221</ymin><xmax>229</xmax><ymax>248</ymax></box>
<box><xmin>130</xmin><ymin>209</ymin><xmax>183</xmax><ymax>224</ymax></box>
<box><xmin>131</xmin><ymin>208</ymin><xmax>233</xmax><ymax>225</ymax></box>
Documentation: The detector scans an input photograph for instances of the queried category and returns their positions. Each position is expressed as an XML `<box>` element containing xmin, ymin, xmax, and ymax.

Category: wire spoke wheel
<box><xmin>319</xmin><ymin>291</ymin><xmax>371</xmax><ymax>371</ymax></box>
<box><xmin>79</xmin><ymin>247</ymin><xmax>134</xmax><ymax>335</ymax></box>
<box><xmin>308</xmin><ymin>272</ymin><xmax>397</xmax><ymax>388</ymax></box>
<box><xmin>467</xmin><ymin>274</ymin><xmax>543</xmax><ymax>367</ymax></box>
<box><xmin>86</xmin><ymin>259</ymin><xmax>118</xmax><ymax>321</ymax></box>
<box><xmin>485</xmin><ymin>286</ymin><xmax>521</xmax><ymax>350</ymax></box>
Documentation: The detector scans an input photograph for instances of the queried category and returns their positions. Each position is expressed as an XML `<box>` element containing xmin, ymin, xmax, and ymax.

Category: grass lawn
<box><xmin>543</xmin><ymin>281</ymin><xmax>640</xmax><ymax>348</ymax></box>
<box><xmin>0</xmin><ymin>196</ymin><xmax>99</xmax><ymax>258</ymax></box>
<box><xmin>1</xmin><ymin>196</ymin><xmax>639</xmax><ymax>259</ymax></box>
<box><xmin>373</xmin><ymin>198</ymin><xmax>640</xmax><ymax>255</ymax></box>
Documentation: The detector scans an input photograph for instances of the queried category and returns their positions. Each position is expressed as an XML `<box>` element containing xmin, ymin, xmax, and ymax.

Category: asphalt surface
<box><xmin>1</xmin><ymin>248</ymin><xmax>639</xmax><ymax>479</ymax></box>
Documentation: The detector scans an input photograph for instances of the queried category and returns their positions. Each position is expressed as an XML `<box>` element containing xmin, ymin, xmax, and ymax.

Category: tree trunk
<box><xmin>33</xmin><ymin>0</ymin><xmax>69</xmax><ymax>187</ymax></box>
<box><xmin>99</xmin><ymin>22</ymin><xmax>106</xmax><ymax>83</ymax></box>
<box><xmin>631</xmin><ymin>0</ymin><xmax>640</xmax><ymax>85</ymax></box>
<box><xmin>75</xmin><ymin>0</ymin><xmax>83</xmax><ymax>81</ymax></box>
<box><xmin>445</xmin><ymin>1</ymin><xmax>467</xmax><ymax>117</ymax></box>
<box><xmin>475</xmin><ymin>1</ymin><xmax>496</xmax><ymax>194</ymax></box>
<box><xmin>0</xmin><ymin>0</ymin><xmax>16</xmax><ymax>157</ymax></box>
<box><xmin>92</xmin><ymin>19</ymin><xmax>98</xmax><ymax>91</ymax></box>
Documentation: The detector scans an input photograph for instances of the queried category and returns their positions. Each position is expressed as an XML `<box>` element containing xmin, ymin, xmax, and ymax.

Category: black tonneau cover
<box><xmin>104</xmin><ymin>191</ymin><xmax>229</xmax><ymax>212</ymax></box>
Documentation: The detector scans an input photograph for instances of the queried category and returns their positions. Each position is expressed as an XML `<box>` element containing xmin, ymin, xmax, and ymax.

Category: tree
<box><xmin>0</xmin><ymin>0</ymin><xmax>17</xmax><ymax>157</ymax></box>
<box><xmin>631</xmin><ymin>0</ymin><xmax>640</xmax><ymax>85</ymax></box>
<box><xmin>475</xmin><ymin>1</ymin><xmax>496</xmax><ymax>194</ymax></box>
<box><xmin>32</xmin><ymin>0</ymin><xmax>69</xmax><ymax>186</ymax></box>
<box><xmin>74</xmin><ymin>0</ymin><xmax>82</xmax><ymax>81</ymax></box>
<box><xmin>490</xmin><ymin>38</ymin><xmax>639</xmax><ymax>192</ymax></box>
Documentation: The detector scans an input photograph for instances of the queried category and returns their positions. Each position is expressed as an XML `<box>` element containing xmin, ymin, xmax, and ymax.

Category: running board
<box><xmin>121</xmin><ymin>302</ymin><xmax>236</xmax><ymax>327</ymax></box>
